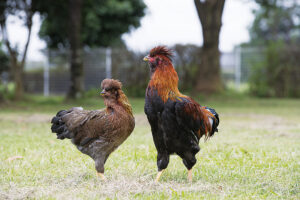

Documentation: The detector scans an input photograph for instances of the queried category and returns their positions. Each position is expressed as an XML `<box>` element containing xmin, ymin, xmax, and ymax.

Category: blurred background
<box><xmin>0</xmin><ymin>0</ymin><xmax>299</xmax><ymax>101</ymax></box>
<box><xmin>1</xmin><ymin>1</ymin><xmax>299</xmax><ymax>199</ymax></box>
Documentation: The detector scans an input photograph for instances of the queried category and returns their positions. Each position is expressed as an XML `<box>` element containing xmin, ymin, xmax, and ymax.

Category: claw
<box><xmin>97</xmin><ymin>172</ymin><xmax>107</xmax><ymax>180</ymax></box>
<box><xmin>155</xmin><ymin>170</ymin><xmax>164</xmax><ymax>183</ymax></box>
<box><xmin>188</xmin><ymin>169</ymin><xmax>192</xmax><ymax>182</ymax></box>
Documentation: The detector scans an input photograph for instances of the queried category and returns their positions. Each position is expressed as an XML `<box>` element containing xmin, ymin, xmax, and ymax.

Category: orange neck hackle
<box><xmin>148</xmin><ymin>60</ymin><xmax>186</xmax><ymax>102</ymax></box>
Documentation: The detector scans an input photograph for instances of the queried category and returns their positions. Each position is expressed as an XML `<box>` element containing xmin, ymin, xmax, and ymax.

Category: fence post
<box><xmin>43</xmin><ymin>50</ymin><xmax>50</xmax><ymax>96</ymax></box>
<box><xmin>234</xmin><ymin>46</ymin><xmax>241</xmax><ymax>89</ymax></box>
<box><xmin>105</xmin><ymin>47</ymin><xmax>112</xmax><ymax>78</ymax></box>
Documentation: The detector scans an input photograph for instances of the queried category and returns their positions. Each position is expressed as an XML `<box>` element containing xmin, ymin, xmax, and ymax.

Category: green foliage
<box><xmin>36</xmin><ymin>0</ymin><xmax>146</xmax><ymax>48</ymax></box>
<box><xmin>249</xmin><ymin>41</ymin><xmax>300</xmax><ymax>98</ymax></box>
<box><xmin>250</xmin><ymin>0</ymin><xmax>300</xmax><ymax>45</ymax></box>
<box><xmin>0</xmin><ymin>83</ymin><xmax>15</xmax><ymax>101</ymax></box>
<box><xmin>248</xmin><ymin>0</ymin><xmax>300</xmax><ymax>98</ymax></box>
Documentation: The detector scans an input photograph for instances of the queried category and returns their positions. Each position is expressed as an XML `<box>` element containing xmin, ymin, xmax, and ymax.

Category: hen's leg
<box><xmin>95</xmin><ymin>153</ymin><xmax>109</xmax><ymax>180</ymax></box>
<box><xmin>155</xmin><ymin>153</ymin><xmax>169</xmax><ymax>183</ymax></box>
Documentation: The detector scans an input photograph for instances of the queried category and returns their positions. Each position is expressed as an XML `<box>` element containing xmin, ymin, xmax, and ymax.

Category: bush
<box><xmin>0</xmin><ymin>82</ymin><xmax>15</xmax><ymax>101</ymax></box>
<box><xmin>249</xmin><ymin>41</ymin><xmax>300</xmax><ymax>98</ymax></box>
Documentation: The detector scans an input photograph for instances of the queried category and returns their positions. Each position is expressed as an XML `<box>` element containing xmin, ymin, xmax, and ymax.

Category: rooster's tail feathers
<box><xmin>205</xmin><ymin>107</ymin><xmax>219</xmax><ymax>137</ymax></box>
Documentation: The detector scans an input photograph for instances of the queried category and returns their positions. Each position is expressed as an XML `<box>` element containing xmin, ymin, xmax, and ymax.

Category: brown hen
<box><xmin>51</xmin><ymin>79</ymin><xmax>135</xmax><ymax>179</ymax></box>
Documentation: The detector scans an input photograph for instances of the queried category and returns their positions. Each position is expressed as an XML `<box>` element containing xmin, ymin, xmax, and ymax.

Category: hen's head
<box><xmin>143</xmin><ymin>46</ymin><xmax>173</xmax><ymax>72</ymax></box>
<box><xmin>100</xmin><ymin>79</ymin><xmax>133</xmax><ymax>115</ymax></box>
<box><xmin>100</xmin><ymin>79</ymin><xmax>122</xmax><ymax>100</ymax></box>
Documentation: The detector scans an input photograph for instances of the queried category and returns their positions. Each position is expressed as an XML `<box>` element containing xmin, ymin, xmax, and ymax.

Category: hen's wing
<box><xmin>52</xmin><ymin>107</ymin><xmax>111</xmax><ymax>146</ymax></box>
<box><xmin>175</xmin><ymin>97</ymin><xmax>217</xmax><ymax>140</ymax></box>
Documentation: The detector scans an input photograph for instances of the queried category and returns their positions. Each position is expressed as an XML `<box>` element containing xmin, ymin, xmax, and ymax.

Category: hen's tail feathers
<box><xmin>205</xmin><ymin>107</ymin><xmax>220</xmax><ymax>138</ymax></box>
<box><xmin>51</xmin><ymin>110</ymin><xmax>73</xmax><ymax>140</ymax></box>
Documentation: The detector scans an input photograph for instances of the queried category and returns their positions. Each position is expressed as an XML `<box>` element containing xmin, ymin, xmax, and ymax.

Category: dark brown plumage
<box><xmin>51</xmin><ymin>79</ymin><xmax>135</xmax><ymax>179</ymax></box>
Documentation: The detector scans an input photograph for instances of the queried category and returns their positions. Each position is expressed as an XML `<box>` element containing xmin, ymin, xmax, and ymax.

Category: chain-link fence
<box><xmin>23</xmin><ymin>46</ymin><xmax>265</xmax><ymax>96</ymax></box>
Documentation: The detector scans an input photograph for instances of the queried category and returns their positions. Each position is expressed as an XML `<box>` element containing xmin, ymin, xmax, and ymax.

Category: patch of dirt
<box><xmin>1</xmin><ymin>174</ymin><xmax>224</xmax><ymax>199</ymax></box>
<box><xmin>221</xmin><ymin>113</ymin><xmax>300</xmax><ymax>136</ymax></box>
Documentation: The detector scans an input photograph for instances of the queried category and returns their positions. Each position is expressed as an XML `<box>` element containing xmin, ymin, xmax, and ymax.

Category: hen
<box><xmin>143</xmin><ymin>46</ymin><xmax>219</xmax><ymax>182</ymax></box>
<box><xmin>51</xmin><ymin>79</ymin><xmax>135</xmax><ymax>179</ymax></box>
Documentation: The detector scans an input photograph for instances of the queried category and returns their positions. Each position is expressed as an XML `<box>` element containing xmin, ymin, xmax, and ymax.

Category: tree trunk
<box><xmin>194</xmin><ymin>0</ymin><xmax>225</xmax><ymax>93</ymax></box>
<box><xmin>12</xmin><ymin>62</ymin><xmax>24</xmax><ymax>100</ymax></box>
<box><xmin>1</xmin><ymin>25</ymin><xmax>25</xmax><ymax>100</ymax></box>
<box><xmin>0</xmin><ymin>1</ymin><xmax>33</xmax><ymax>100</ymax></box>
<box><xmin>67</xmin><ymin>0</ymin><xmax>84</xmax><ymax>99</ymax></box>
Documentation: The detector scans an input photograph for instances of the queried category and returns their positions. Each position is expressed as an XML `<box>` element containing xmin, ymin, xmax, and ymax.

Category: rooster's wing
<box><xmin>175</xmin><ymin>97</ymin><xmax>211</xmax><ymax>140</ymax></box>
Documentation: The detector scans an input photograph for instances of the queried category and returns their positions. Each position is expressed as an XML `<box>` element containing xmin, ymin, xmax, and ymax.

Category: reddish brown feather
<box><xmin>101</xmin><ymin>79</ymin><xmax>132</xmax><ymax>115</ymax></box>
<box><xmin>182</xmin><ymin>98</ymin><xmax>214</xmax><ymax>139</ymax></box>
<box><xmin>147</xmin><ymin>46</ymin><xmax>215</xmax><ymax>139</ymax></box>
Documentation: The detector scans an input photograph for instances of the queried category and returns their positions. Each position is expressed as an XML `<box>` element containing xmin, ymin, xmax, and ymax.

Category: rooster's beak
<box><xmin>143</xmin><ymin>56</ymin><xmax>149</xmax><ymax>61</ymax></box>
<box><xmin>100</xmin><ymin>90</ymin><xmax>105</xmax><ymax>96</ymax></box>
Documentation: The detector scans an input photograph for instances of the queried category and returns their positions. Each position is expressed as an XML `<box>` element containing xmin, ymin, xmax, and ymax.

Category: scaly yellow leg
<box><xmin>188</xmin><ymin>169</ymin><xmax>192</xmax><ymax>182</ymax></box>
<box><xmin>97</xmin><ymin>172</ymin><xmax>107</xmax><ymax>180</ymax></box>
<box><xmin>155</xmin><ymin>170</ymin><xmax>164</xmax><ymax>183</ymax></box>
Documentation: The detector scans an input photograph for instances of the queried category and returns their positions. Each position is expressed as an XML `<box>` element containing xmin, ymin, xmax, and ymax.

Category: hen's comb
<box><xmin>149</xmin><ymin>46</ymin><xmax>173</xmax><ymax>60</ymax></box>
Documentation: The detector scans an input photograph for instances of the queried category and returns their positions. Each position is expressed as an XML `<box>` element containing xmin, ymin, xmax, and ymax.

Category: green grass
<box><xmin>0</xmin><ymin>96</ymin><xmax>299</xmax><ymax>199</ymax></box>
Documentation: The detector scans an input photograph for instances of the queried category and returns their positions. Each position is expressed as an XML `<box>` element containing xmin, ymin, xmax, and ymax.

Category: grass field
<box><xmin>0</xmin><ymin>96</ymin><xmax>299</xmax><ymax>199</ymax></box>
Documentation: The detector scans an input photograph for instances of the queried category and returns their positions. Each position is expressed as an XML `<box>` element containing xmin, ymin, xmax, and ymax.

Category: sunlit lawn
<box><xmin>0</xmin><ymin>96</ymin><xmax>299</xmax><ymax>199</ymax></box>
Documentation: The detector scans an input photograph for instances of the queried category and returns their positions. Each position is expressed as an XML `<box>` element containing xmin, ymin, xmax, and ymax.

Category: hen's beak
<box><xmin>100</xmin><ymin>90</ymin><xmax>105</xmax><ymax>96</ymax></box>
<box><xmin>143</xmin><ymin>55</ymin><xmax>149</xmax><ymax>61</ymax></box>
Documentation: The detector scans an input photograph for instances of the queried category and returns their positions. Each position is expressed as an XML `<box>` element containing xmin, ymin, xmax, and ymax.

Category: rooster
<box><xmin>143</xmin><ymin>46</ymin><xmax>219</xmax><ymax>182</ymax></box>
<box><xmin>51</xmin><ymin>79</ymin><xmax>135</xmax><ymax>180</ymax></box>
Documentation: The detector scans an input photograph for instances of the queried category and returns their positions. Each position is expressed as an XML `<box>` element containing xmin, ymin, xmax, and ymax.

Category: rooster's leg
<box><xmin>188</xmin><ymin>169</ymin><xmax>192</xmax><ymax>182</ymax></box>
<box><xmin>155</xmin><ymin>169</ymin><xmax>164</xmax><ymax>183</ymax></box>
<box><xmin>97</xmin><ymin>172</ymin><xmax>106</xmax><ymax>180</ymax></box>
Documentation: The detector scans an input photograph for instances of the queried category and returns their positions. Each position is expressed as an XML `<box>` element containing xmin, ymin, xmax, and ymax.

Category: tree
<box><xmin>0</xmin><ymin>0</ymin><xmax>35</xmax><ymax>100</ymax></box>
<box><xmin>68</xmin><ymin>0</ymin><xmax>83</xmax><ymax>98</ymax></box>
<box><xmin>194</xmin><ymin>0</ymin><xmax>226</xmax><ymax>93</ymax></box>
<box><xmin>36</xmin><ymin>0</ymin><xmax>146</xmax><ymax>98</ymax></box>
<box><xmin>250</xmin><ymin>0</ymin><xmax>300</xmax><ymax>45</ymax></box>
<box><xmin>0</xmin><ymin>42</ymin><xmax>9</xmax><ymax>102</ymax></box>
<box><xmin>0</xmin><ymin>42</ymin><xmax>9</xmax><ymax>76</ymax></box>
